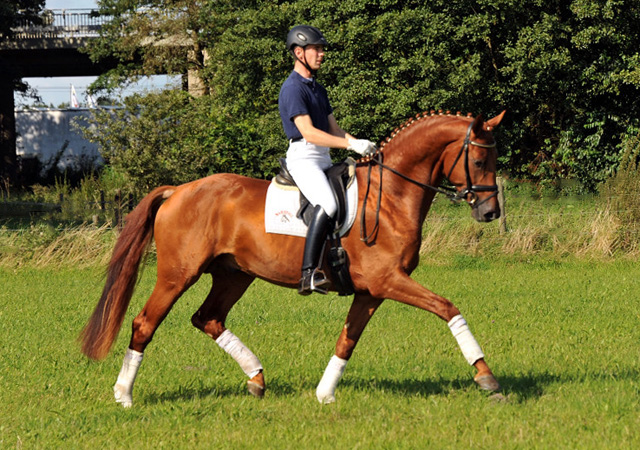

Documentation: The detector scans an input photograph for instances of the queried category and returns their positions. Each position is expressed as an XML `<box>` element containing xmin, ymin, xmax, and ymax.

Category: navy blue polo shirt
<box><xmin>278</xmin><ymin>71</ymin><xmax>333</xmax><ymax>140</ymax></box>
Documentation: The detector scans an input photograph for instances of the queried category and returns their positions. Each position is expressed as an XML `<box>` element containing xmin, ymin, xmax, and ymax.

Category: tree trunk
<box><xmin>0</xmin><ymin>76</ymin><xmax>17</xmax><ymax>185</ymax></box>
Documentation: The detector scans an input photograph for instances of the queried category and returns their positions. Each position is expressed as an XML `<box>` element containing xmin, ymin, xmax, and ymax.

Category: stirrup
<box><xmin>298</xmin><ymin>268</ymin><xmax>330</xmax><ymax>296</ymax></box>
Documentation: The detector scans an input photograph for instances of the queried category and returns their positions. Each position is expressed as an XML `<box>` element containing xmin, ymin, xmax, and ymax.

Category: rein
<box><xmin>360</xmin><ymin>121</ymin><xmax>498</xmax><ymax>243</ymax></box>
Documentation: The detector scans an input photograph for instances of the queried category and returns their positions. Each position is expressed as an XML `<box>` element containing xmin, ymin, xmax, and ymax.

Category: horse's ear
<box><xmin>483</xmin><ymin>110</ymin><xmax>507</xmax><ymax>131</ymax></box>
<box><xmin>472</xmin><ymin>114</ymin><xmax>485</xmax><ymax>135</ymax></box>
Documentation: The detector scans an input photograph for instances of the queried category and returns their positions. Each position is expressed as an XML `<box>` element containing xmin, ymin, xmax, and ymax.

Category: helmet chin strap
<box><xmin>292</xmin><ymin>48</ymin><xmax>317</xmax><ymax>78</ymax></box>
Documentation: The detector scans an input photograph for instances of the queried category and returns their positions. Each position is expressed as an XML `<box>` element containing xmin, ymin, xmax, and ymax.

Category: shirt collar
<box><xmin>292</xmin><ymin>70</ymin><xmax>315</xmax><ymax>85</ymax></box>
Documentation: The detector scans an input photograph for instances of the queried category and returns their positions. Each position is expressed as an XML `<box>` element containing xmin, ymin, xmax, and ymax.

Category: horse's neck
<box><xmin>369</xmin><ymin>117</ymin><xmax>455</xmax><ymax>226</ymax></box>
<box><xmin>382</xmin><ymin>121</ymin><xmax>450</xmax><ymax>191</ymax></box>
<box><xmin>385</xmin><ymin>116</ymin><xmax>455</xmax><ymax>167</ymax></box>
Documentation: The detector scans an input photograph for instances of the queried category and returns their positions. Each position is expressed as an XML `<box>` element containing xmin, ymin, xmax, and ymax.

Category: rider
<box><xmin>278</xmin><ymin>25</ymin><xmax>377</xmax><ymax>296</ymax></box>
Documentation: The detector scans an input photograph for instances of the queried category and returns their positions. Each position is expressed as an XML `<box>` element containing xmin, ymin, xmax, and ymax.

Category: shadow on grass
<box><xmin>140</xmin><ymin>368</ymin><xmax>640</xmax><ymax>404</ymax></box>
<box><xmin>497</xmin><ymin>368</ymin><xmax>640</xmax><ymax>401</ymax></box>
<box><xmin>339</xmin><ymin>376</ymin><xmax>466</xmax><ymax>397</ymax></box>
<box><xmin>142</xmin><ymin>385</ymin><xmax>242</xmax><ymax>404</ymax></box>
<box><xmin>141</xmin><ymin>377</ymin><xmax>302</xmax><ymax>404</ymax></box>
<box><xmin>325</xmin><ymin>369</ymin><xmax>640</xmax><ymax>402</ymax></box>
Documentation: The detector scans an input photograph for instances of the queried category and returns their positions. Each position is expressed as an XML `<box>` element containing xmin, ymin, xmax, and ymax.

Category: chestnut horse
<box><xmin>81</xmin><ymin>110</ymin><xmax>506</xmax><ymax>407</ymax></box>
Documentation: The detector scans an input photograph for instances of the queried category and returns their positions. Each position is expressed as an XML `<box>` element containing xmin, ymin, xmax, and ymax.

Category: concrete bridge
<box><xmin>0</xmin><ymin>9</ymin><xmax>117</xmax><ymax>77</ymax></box>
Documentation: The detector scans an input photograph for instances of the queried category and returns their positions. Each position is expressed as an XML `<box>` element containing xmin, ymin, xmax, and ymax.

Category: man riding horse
<box><xmin>278</xmin><ymin>25</ymin><xmax>377</xmax><ymax>295</ymax></box>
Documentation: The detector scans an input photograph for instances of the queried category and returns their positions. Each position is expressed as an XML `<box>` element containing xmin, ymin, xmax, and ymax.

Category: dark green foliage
<box><xmin>0</xmin><ymin>0</ymin><xmax>46</xmax><ymax>92</ymax></box>
<box><xmin>0</xmin><ymin>0</ymin><xmax>45</xmax><ymax>37</ymax></box>
<box><xmin>81</xmin><ymin>90</ymin><xmax>271</xmax><ymax>194</ymax></box>
<box><xmin>84</xmin><ymin>0</ymin><xmax>640</xmax><ymax>191</ymax></box>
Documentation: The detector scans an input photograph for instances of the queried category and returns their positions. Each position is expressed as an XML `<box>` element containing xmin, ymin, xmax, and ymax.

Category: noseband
<box><xmin>360</xmin><ymin>121</ymin><xmax>498</xmax><ymax>242</ymax></box>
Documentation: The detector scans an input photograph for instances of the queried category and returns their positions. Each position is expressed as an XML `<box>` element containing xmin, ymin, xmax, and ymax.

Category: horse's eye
<box><xmin>472</xmin><ymin>159</ymin><xmax>485</xmax><ymax>169</ymax></box>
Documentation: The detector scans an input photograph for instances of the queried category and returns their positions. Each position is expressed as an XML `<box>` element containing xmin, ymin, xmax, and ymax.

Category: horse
<box><xmin>80</xmin><ymin>109</ymin><xmax>506</xmax><ymax>407</ymax></box>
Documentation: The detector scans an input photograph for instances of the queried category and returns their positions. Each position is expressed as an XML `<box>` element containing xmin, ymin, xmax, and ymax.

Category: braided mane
<box><xmin>358</xmin><ymin>110</ymin><xmax>474</xmax><ymax>163</ymax></box>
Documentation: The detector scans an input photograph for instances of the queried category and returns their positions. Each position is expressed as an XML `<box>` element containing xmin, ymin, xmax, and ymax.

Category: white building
<box><xmin>15</xmin><ymin>108</ymin><xmax>102</xmax><ymax>171</ymax></box>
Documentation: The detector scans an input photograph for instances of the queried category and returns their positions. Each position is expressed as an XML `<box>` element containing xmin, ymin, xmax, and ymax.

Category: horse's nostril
<box><xmin>484</xmin><ymin>210</ymin><xmax>500</xmax><ymax>222</ymax></box>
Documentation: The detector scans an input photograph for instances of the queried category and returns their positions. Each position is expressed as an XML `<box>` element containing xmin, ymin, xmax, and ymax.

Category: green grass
<box><xmin>2</xmin><ymin>257</ymin><xmax>640</xmax><ymax>448</ymax></box>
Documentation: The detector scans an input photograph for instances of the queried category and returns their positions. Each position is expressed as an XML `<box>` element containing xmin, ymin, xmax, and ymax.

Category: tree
<box><xmin>489</xmin><ymin>0</ymin><xmax>640</xmax><ymax>189</ymax></box>
<box><xmin>0</xmin><ymin>0</ymin><xmax>44</xmax><ymax>37</ymax></box>
<box><xmin>85</xmin><ymin>0</ymin><xmax>211</xmax><ymax>95</ymax></box>
<box><xmin>0</xmin><ymin>0</ymin><xmax>45</xmax><ymax>185</ymax></box>
<box><xmin>83</xmin><ymin>0</ymin><xmax>640</xmax><ymax>191</ymax></box>
<box><xmin>81</xmin><ymin>90</ymin><xmax>267</xmax><ymax>193</ymax></box>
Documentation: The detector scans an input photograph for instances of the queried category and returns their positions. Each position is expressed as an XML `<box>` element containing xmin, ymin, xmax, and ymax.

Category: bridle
<box><xmin>360</xmin><ymin>121</ymin><xmax>498</xmax><ymax>243</ymax></box>
<box><xmin>444</xmin><ymin>121</ymin><xmax>499</xmax><ymax>205</ymax></box>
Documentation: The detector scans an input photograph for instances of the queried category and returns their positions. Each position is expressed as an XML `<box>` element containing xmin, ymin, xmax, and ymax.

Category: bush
<box><xmin>81</xmin><ymin>91</ymin><xmax>275</xmax><ymax>195</ymax></box>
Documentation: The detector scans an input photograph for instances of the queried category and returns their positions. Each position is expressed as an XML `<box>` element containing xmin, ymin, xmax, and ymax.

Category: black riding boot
<box><xmin>299</xmin><ymin>205</ymin><xmax>333</xmax><ymax>295</ymax></box>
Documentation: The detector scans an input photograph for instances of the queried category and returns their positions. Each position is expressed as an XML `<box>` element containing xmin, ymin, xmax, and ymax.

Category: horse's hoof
<box><xmin>474</xmin><ymin>374</ymin><xmax>501</xmax><ymax>392</ymax></box>
<box><xmin>317</xmin><ymin>393</ymin><xmax>336</xmax><ymax>404</ymax></box>
<box><xmin>114</xmin><ymin>384</ymin><xmax>133</xmax><ymax>408</ymax></box>
<box><xmin>247</xmin><ymin>380</ymin><xmax>265</xmax><ymax>398</ymax></box>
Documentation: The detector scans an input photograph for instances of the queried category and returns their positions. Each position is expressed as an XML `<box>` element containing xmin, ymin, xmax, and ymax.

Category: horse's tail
<box><xmin>80</xmin><ymin>185</ymin><xmax>176</xmax><ymax>360</ymax></box>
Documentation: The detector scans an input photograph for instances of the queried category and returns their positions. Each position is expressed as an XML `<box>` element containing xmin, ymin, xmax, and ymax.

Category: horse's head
<box><xmin>442</xmin><ymin>111</ymin><xmax>506</xmax><ymax>222</ymax></box>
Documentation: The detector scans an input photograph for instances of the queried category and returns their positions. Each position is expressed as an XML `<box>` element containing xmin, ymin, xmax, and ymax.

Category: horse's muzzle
<box><xmin>472</xmin><ymin>199</ymin><xmax>500</xmax><ymax>222</ymax></box>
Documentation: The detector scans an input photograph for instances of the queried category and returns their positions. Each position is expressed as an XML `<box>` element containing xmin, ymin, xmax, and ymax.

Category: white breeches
<box><xmin>286</xmin><ymin>140</ymin><xmax>338</xmax><ymax>218</ymax></box>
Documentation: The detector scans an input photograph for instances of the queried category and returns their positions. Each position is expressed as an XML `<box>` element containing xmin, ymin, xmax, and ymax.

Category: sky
<box><xmin>15</xmin><ymin>0</ymin><xmax>179</xmax><ymax>108</ymax></box>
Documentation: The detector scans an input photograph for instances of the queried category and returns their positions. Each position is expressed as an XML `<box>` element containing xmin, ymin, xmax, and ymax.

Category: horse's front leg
<box><xmin>371</xmin><ymin>271</ymin><xmax>500</xmax><ymax>392</ymax></box>
<box><xmin>316</xmin><ymin>293</ymin><xmax>383</xmax><ymax>403</ymax></box>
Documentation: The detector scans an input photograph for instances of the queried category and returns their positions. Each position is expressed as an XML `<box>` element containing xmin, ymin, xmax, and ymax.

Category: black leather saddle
<box><xmin>275</xmin><ymin>157</ymin><xmax>355</xmax><ymax>230</ymax></box>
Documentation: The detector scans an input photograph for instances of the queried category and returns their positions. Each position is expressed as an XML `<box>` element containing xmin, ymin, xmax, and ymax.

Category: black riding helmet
<box><xmin>286</xmin><ymin>25</ymin><xmax>328</xmax><ymax>76</ymax></box>
<box><xmin>286</xmin><ymin>25</ymin><xmax>328</xmax><ymax>51</ymax></box>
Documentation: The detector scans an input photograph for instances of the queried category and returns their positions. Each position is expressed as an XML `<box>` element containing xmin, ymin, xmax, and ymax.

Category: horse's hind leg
<box><xmin>316</xmin><ymin>293</ymin><xmax>383</xmax><ymax>404</ymax></box>
<box><xmin>114</xmin><ymin>269</ymin><xmax>200</xmax><ymax>408</ymax></box>
<box><xmin>190</xmin><ymin>268</ymin><xmax>264</xmax><ymax>397</ymax></box>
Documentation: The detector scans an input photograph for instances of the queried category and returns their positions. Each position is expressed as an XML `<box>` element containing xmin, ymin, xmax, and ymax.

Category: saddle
<box><xmin>275</xmin><ymin>157</ymin><xmax>356</xmax><ymax>230</ymax></box>
<box><xmin>275</xmin><ymin>157</ymin><xmax>356</xmax><ymax>296</ymax></box>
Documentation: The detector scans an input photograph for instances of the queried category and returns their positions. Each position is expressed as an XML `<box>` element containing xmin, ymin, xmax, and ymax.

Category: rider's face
<box><xmin>302</xmin><ymin>45</ymin><xmax>325</xmax><ymax>69</ymax></box>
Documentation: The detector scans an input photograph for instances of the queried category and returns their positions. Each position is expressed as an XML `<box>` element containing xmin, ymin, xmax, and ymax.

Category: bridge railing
<box><xmin>10</xmin><ymin>9</ymin><xmax>108</xmax><ymax>39</ymax></box>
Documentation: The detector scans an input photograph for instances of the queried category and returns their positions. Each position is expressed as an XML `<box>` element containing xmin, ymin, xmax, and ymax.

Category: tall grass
<box><xmin>0</xmin><ymin>223</ymin><xmax>117</xmax><ymax>269</ymax></box>
<box><xmin>1</xmin><ymin>187</ymin><xmax>638</xmax><ymax>269</ymax></box>
<box><xmin>601</xmin><ymin>131</ymin><xmax>640</xmax><ymax>252</ymax></box>
<box><xmin>422</xmin><ymin>189</ymin><xmax>631</xmax><ymax>261</ymax></box>
<box><xmin>1</xmin><ymin>166</ymin><xmax>134</xmax><ymax>227</ymax></box>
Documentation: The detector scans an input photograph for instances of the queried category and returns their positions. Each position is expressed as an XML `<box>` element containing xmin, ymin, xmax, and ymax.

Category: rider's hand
<box><xmin>347</xmin><ymin>138</ymin><xmax>377</xmax><ymax>156</ymax></box>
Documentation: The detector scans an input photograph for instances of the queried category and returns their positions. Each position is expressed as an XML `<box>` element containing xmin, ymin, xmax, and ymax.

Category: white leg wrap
<box><xmin>113</xmin><ymin>348</ymin><xmax>143</xmax><ymax>408</ymax></box>
<box><xmin>316</xmin><ymin>355</ymin><xmax>348</xmax><ymax>404</ymax></box>
<box><xmin>448</xmin><ymin>315</ymin><xmax>485</xmax><ymax>365</ymax></box>
<box><xmin>216</xmin><ymin>330</ymin><xmax>263</xmax><ymax>378</ymax></box>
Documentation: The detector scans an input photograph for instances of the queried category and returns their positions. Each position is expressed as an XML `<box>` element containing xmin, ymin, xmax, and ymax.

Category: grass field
<box><xmin>2</xmin><ymin>255</ymin><xmax>640</xmax><ymax>449</ymax></box>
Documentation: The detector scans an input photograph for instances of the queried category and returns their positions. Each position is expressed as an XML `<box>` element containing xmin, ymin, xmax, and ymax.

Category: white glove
<box><xmin>347</xmin><ymin>138</ymin><xmax>377</xmax><ymax>156</ymax></box>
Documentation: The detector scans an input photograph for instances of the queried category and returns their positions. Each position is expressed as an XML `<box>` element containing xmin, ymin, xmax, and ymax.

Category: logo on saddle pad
<box><xmin>265</xmin><ymin>160</ymin><xmax>358</xmax><ymax>237</ymax></box>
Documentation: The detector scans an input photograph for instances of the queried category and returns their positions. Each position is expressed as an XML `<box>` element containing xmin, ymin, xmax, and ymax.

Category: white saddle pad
<box><xmin>264</xmin><ymin>179</ymin><xmax>358</xmax><ymax>237</ymax></box>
